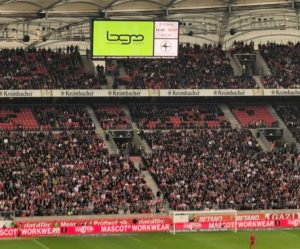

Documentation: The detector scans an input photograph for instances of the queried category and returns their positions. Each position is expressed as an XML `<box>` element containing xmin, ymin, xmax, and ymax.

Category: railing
<box><xmin>1</xmin><ymin>200</ymin><xmax>299</xmax><ymax>218</ymax></box>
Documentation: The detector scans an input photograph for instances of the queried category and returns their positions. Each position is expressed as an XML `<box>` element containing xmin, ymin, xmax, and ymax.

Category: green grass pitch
<box><xmin>0</xmin><ymin>230</ymin><xmax>299</xmax><ymax>249</ymax></box>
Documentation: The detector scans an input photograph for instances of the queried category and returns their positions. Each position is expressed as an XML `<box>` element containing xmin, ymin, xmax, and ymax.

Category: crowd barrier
<box><xmin>0</xmin><ymin>210</ymin><xmax>299</xmax><ymax>238</ymax></box>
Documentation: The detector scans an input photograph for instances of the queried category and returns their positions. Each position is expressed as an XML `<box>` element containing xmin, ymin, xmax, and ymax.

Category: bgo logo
<box><xmin>106</xmin><ymin>31</ymin><xmax>144</xmax><ymax>45</ymax></box>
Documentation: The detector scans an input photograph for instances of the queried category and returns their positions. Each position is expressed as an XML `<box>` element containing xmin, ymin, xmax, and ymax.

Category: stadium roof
<box><xmin>0</xmin><ymin>0</ymin><xmax>299</xmax><ymax>46</ymax></box>
<box><xmin>0</xmin><ymin>0</ymin><xmax>299</xmax><ymax>19</ymax></box>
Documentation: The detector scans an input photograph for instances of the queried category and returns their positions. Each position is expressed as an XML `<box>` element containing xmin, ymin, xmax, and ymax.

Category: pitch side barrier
<box><xmin>170</xmin><ymin>209</ymin><xmax>300</xmax><ymax>234</ymax></box>
<box><xmin>0</xmin><ymin>210</ymin><xmax>299</xmax><ymax>239</ymax></box>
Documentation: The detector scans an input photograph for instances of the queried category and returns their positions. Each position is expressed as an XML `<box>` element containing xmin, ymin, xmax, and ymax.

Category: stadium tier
<box><xmin>260</xmin><ymin>42</ymin><xmax>300</xmax><ymax>88</ymax></box>
<box><xmin>0</xmin><ymin>104</ymin><xmax>299</xmax><ymax>217</ymax></box>
<box><xmin>0</xmin><ymin>107</ymin><xmax>38</xmax><ymax>131</ymax></box>
<box><xmin>231</xmin><ymin>105</ymin><xmax>278</xmax><ymax>128</ymax></box>
<box><xmin>0</xmin><ymin>106</ymin><xmax>94</xmax><ymax>131</ymax></box>
<box><xmin>0</xmin><ymin>43</ymin><xmax>300</xmax><ymax>90</ymax></box>
<box><xmin>116</xmin><ymin>44</ymin><xmax>256</xmax><ymax>89</ymax></box>
<box><xmin>275</xmin><ymin>104</ymin><xmax>300</xmax><ymax>143</ymax></box>
<box><xmin>94</xmin><ymin>105</ymin><xmax>132</xmax><ymax>130</ymax></box>
<box><xmin>129</xmin><ymin>104</ymin><xmax>230</xmax><ymax>129</ymax></box>
<box><xmin>0</xmin><ymin>47</ymin><xmax>105</xmax><ymax>89</ymax></box>
<box><xmin>0</xmin><ymin>130</ymin><xmax>159</xmax><ymax>216</ymax></box>
<box><xmin>142</xmin><ymin>129</ymin><xmax>299</xmax><ymax>210</ymax></box>
<box><xmin>35</xmin><ymin>106</ymin><xmax>94</xmax><ymax>131</ymax></box>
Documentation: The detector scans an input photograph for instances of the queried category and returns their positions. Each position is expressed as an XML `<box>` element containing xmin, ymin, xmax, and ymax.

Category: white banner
<box><xmin>264</xmin><ymin>89</ymin><xmax>300</xmax><ymax>96</ymax></box>
<box><xmin>0</xmin><ymin>90</ymin><xmax>40</xmax><ymax>97</ymax></box>
<box><xmin>159</xmin><ymin>89</ymin><xmax>254</xmax><ymax>97</ymax></box>
<box><xmin>0</xmin><ymin>89</ymin><xmax>299</xmax><ymax>97</ymax></box>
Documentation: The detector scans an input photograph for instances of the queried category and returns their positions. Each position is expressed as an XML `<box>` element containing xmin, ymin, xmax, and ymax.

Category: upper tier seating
<box><xmin>0</xmin><ymin>47</ymin><xmax>104</xmax><ymax>89</ymax></box>
<box><xmin>259</xmin><ymin>42</ymin><xmax>300</xmax><ymax>88</ymax></box>
<box><xmin>116</xmin><ymin>43</ymin><xmax>256</xmax><ymax>89</ymax></box>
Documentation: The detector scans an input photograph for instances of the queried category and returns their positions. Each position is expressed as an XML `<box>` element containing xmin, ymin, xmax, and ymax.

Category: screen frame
<box><xmin>91</xmin><ymin>19</ymin><xmax>179</xmax><ymax>60</ymax></box>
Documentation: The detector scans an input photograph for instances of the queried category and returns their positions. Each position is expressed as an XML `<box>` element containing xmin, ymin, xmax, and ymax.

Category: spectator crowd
<box><xmin>36</xmin><ymin>106</ymin><xmax>95</xmax><ymax>130</ymax></box>
<box><xmin>94</xmin><ymin>106</ymin><xmax>132</xmax><ymax>130</ymax></box>
<box><xmin>142</xmin><ymin>129</ymin><xmax>300</xmax><ymax>210</ymax></box>
<box><xmin>2</xmin><ymin>42</ymin><xmax>300</xmax><ymax>89</ymax></box>
<box><xmin>116</xmin><ymin>43</ymin><xmax>256</xmax><ymax>89</ymax></box>
<box><xmin>129</xmin><ymin>104</ymin><xmax>231</xmax><ymax>129</ymax></box>
<box><xmin>275</xmin><ymin>104</ymin><xmax>300</xmax><ymax>142</ymax></box>
<box><xmin>0</xmin><ymin>103</ymin><xmax>300</xmax><ymax>216</ymax></box>
<box><xmin>0</xmin><ymin>131</ymin><xmax>158</xmax><ymax>216</ymax></box>
<box><xmin>0</xmin><ymin>47</ymin><xmax>106</xmax><ymax>89</ymax></box>
<box><xmin>259</xmin><ymin>42</ymin><xmax>300</xmax><ymax>88</ymax></box>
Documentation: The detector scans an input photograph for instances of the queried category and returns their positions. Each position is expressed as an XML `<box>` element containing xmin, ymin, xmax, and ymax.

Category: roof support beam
<box><xmin>54</xmin><ymin>0</ymin><xmax>102</xmax><ymax>8</ymax></box>
<box><xmin>42</xmin><ymin>0</ymin><xmax>63</xmax><ymax>11</ymax></box>
<box><xmin>166</xmin><ymin>0</ymin><xmax>182</xmax><ymax>8</ymax></box>
<box><xmin>218</xmin><ymin>2</ymin><xmax>233</xmax><ymax>45</ymax></box>
<box><xmin>104</xmin><ymin>0</ymin><xmax>124</xmax><ymax>9</ymax></box>
<box><xmin>14</xmin><ymin>0</ymin><xmax>43</xmax><ymax>9</ymax></box>
<box><xmin>0</xmin><ymin>0</ymin><xmax>15</xmax><ymax>6</ymax></box>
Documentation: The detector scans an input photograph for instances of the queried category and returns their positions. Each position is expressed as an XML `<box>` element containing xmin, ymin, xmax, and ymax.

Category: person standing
<box><xmin>250</xmin><ymin>231</ymin><xmax>256</xmax><ymax>249</ymax></box>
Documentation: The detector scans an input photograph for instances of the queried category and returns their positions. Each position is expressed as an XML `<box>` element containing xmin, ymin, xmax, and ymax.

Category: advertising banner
<box><xmin>65</xmin><ymin>223</ymin><xmax>170</xmax><ymax>235</ymax></box>
<box><xmin>264</xmin><ymin>89</ymin><xmax>300</xmax><ymax>96</ymax></box>
<box><xmin>0</xmin><ymin>228</ymin><xmax>19</xmax><ymax>238</ymax></box>
<box><xmin>1</xmin><ymin>211</ymin><xmax>300</xmax><ymax>239</ymax></box>
<box><xmin>92</xmin><ymin>20</ymin><xmax>179</xmax><ymax>59</ymax></box>
<box><xmin>16</xmin><ymin>216</ymin><xmax>172</xmax><ymax>231</ymax></box>
<box><xmin>0</xmin><ymin>89</ymin><xmax>300</xmax><ymax>98</ymax></box>
<box><xmin>175</xmin><ymin>211</ymin><xmax>300</xmax><ymax>231</ymax></box>
<box><xmin>93</xmin><ymin>20</ymin><xmax>154</xmax><ymax>58</ymax></box>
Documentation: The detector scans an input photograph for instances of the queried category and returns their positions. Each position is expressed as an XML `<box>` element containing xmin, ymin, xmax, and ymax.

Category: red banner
<box><xmin>65</xmin><ymin>223</ymin><xmax>170</xmax><ymax>235</ymax></box>
<box><xmin>20</xmin><ymin>227</ymin><xmax>61</xmax><ymax>237</ymax></box>
<box><xmin>66</xmin><ymin>226</ymin><xmax>100</xmax><ymax>235</ymax></box>
<box><xmin>0</xmin><ymin>228</ymin><xmax>18</xmax><ymax>238</ymax></box>
<box><xmin>0</xmin><ymin>212</ymin><xmax>299</xmax><ymax>239</ymax></box>
<box><xmin>12</xmin><ymin>216</ymin><xmax>171</xmax><ymax>237</ymax></box>
<box><xmin>16</xmin><ymin>216</ymin><xmax>172</xmax><ymax>229</ymax></box>
<box><xmin>175</xmin><ymin>218</ymin><xmax>300</xmax><ymax>231</ymax></box>
<box><xmin>265</xmin><ymin>212</ymin><xmax>300</xmax><ymax>220</ymax></box>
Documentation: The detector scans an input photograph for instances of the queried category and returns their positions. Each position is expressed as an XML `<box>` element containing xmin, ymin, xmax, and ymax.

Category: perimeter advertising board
<box><xmin>174</xmin><ymin>211</ymin><xmax>300</xmax><ymax>232</ymax></box>
<box><xmin>1</xmin><ymin>211</ymin><xmax>300</xmax><ymax>239</ymax></box>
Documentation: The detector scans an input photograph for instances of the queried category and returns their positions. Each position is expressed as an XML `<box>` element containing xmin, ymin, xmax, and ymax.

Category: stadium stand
<box><xmin>35</xmin><ymin>106</ymin><xmax>95</xmax><ymax>131</ymax></box>
<box><xmin>116</xmin><ymin>44</ymin><xmax>256</xmax><ymax>89</ymax></box>
<box><xmin>94</xmin><ymin>106</ymin><xmax>132</xmax><ymax>130</ymax></box>
<box><xmin>259</xmin><ymin>42</ymin><xmax>300</xmax><ymax>88</ymax></box>
<box><xmin>142</xmin><ymin>129</ymin><xmax>300</xmax><ymax>210</ymax></box>
<box><xmin>231</xmin><ymin>105</ymin><xmax>278</xmax><ymax>128</ymax></box>
<box><xmin>0</xmin><ymin>103</ymin><xmax>299</xmax><ymax>216</ymax></box>
<box><xmin>230</xmin><ymin>41</ymin><xmax>255</xmax><ymax>54</ymax></box>
<box><xmin>129</xmin><ymin>104</ymin><xmax>231</xmax><ymax>129</ymax></box>
<box><xmin>0</xmin><ymin>107</ymin><xmax>38</xmax><ymax>131</ymax></box>
<box><xmin>275</xmin><ymin>104</ymin><xmax>300</xmax><ymax>142</ymax></box>
<box><xmin>0</xmin><ymin>130</ymin><xmax>158</xmax><ymax>216</ymax></box>
<box><xmin>0</xmin><ymin>47</ymin><xmax>105</xmax><ymax>89</ymax></box>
